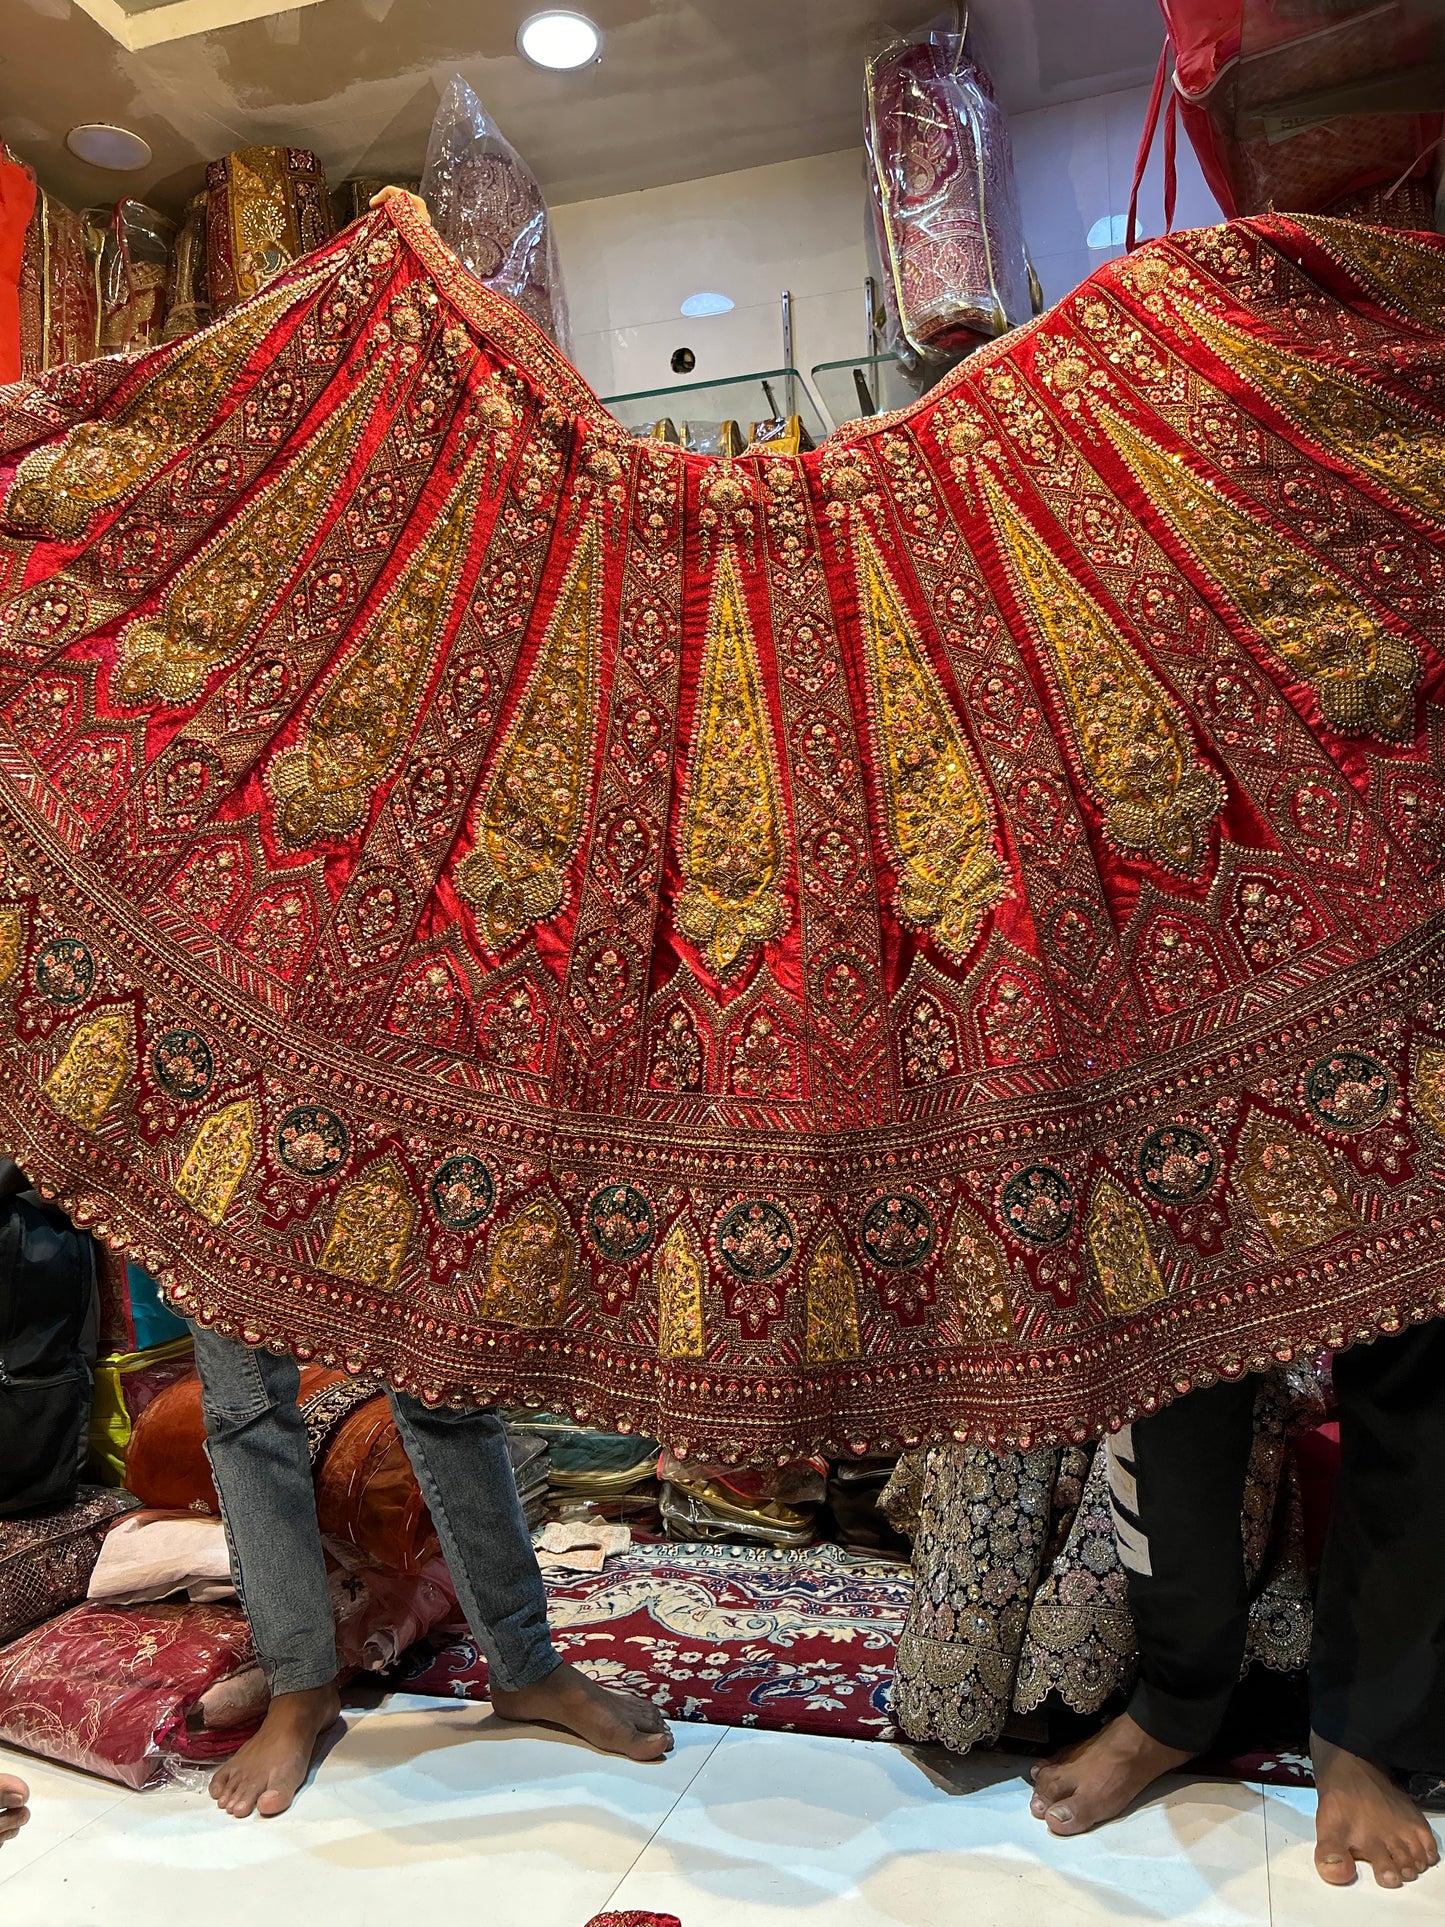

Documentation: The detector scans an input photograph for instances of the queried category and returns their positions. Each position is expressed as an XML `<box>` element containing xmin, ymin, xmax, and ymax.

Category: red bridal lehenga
<box><xmin>2</xmin><ymin>200</ymin><xmax>1444</xmax><ymax>1459</ymax></box>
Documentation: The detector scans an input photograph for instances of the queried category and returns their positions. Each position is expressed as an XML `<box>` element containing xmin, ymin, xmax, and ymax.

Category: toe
<box><xmin>1045</xmin><ymin>1802</ymin><xmax>1088</xmax><ymax>1837</ymax></box>
<box><xmin>1313</xmin><ymin>1830</ymin><xmax>1358</xmax><ymax>1887</ymax></box>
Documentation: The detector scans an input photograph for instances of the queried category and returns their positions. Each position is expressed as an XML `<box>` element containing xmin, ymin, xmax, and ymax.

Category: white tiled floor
<box><xmin>0</xmin><ymin>1697</ymin><xmax>1439</xmax><ymax>1927</ymax></box>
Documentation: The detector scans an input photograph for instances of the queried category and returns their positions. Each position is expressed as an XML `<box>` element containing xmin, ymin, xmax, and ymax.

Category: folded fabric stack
<box><xmin>0</xmin><ymin>1488</ymin><xmax>139</xmax><ymax>1648</ymax></box>
<box><xmin>390</xmin><ymin>1540</ymin><xmax>910</xmax><ymax>1742</ymax></box>
<box><xmin>87</xmin><ymin>1254</ymin><xmax>195</xmax><ymax>1488</ymax></box>
<box><xmin>658</xmin><ymin>1454</ymin><xmax>825</xmax><ymax>1551</ymax></box>
<box><xmin>506</xmin><ymin>1412</ymin><xmax>660</xmax><ymax>1529</ymax></box>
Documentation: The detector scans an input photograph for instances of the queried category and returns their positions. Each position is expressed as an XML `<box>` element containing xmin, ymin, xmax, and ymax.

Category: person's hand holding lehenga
<box><xmin>369</xmin><ymin>185</ymin><xmax>432</xmax><ymax>227</ymax></box>
<box><xmin>0</xmin><ymin>1775</ymin><xmax>29</xmax><ymax>1848</ymax></box>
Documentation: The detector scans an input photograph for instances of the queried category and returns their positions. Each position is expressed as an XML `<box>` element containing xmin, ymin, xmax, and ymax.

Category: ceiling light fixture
<box><xmin>1087</xmin><ymin>213</ymin><xmax>1129</xmax><ymax>249</ymax></box>
<box><xmin>65</xmin><ymin>123</ymin><xmax>153</xmax><ymax>170</ymax></box>
<box><xmin>680</xmin><ymin>291</ymin><xmax>734</xmax><ymax>318</ymax></box>
<box><xmin>517</xmin><ymin>10</ymin><xmax>601</xmax><ymax>70</ymax></box>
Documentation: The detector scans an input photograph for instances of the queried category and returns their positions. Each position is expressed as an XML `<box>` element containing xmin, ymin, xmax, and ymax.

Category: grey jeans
<box><xmin>190</xmin><ymin>1322</ymin><xmax>560</xmax><ymax>1697</ymax></box>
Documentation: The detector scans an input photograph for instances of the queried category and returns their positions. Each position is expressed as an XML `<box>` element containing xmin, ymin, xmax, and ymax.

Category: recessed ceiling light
<box><xmin>680</xmin><ymin>291</ymin><xmax>734</xmax><ymax>318</ymax></box>
<box><xmin>517</xmin><ymin>10</ymin><xmax>601</xmax><ymax>69</ymax></box>
<box><xmin>66</xmin><ymin>123</ymin><xmax>152</xmax><ymax>170</ymax></box>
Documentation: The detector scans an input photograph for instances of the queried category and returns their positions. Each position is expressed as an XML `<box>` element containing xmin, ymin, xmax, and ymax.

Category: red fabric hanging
<box><xmin>0</xmin><ymin>156</ymin><xmax>37</xmax><ymax>386</ymax></box>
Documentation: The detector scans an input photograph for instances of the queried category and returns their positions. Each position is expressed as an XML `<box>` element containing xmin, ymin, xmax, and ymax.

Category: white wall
<box><xmin>550</xmin><ymin>83</ymin><xmax>1225</xmax><ymax>418</ymax></box>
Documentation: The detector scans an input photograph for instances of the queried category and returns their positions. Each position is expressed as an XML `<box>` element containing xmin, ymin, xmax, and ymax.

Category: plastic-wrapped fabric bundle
<box><xmin>1156</xmin><ymin>0</ymin><xmax>1444</xmax><ymax>219</ymax></box>
<box><xmin>204</xmin><ymin>145</ymin><xmax>333</xmax><ymax>316</ymax></box>
<box><xmin>88</xmin><ymin>201</ymin><xmax>175</xmax><ymax>354</ymax></box>
<box><xmin>161</xmin><ymin>193</ymin><xmax>210</xmax><ymax>343</ymax></box>
<box><xmin>16</xmin><ymin>181</ymin><xmax>96</xmax><ymax>375</ymax></box>
<box><xmin>864</xmin><ymin>12</ymin><xmax>1036</xmax><ymax>359</ymax></box>
<box><xmin>421</xmin><ymin>75</ymin><xmax>570</xmax><ymax>351</ymax></box>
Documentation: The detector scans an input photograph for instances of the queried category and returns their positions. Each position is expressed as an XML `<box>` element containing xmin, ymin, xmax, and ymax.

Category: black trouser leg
<box><xmin>1113</xmin><ymin>1375</ymin><xmax>1259</xmax><ymax>1754</ymax></box>
<box><xmin>1311</xmin><ymin>1320</ymin><xmax>1445</xmax><ymax>1774</ymax></box>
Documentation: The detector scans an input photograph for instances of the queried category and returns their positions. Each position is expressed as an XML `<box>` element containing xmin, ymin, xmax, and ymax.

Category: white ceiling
<box><xmin>2</xmin><ymin>0</ymin><xmax>1167</xmax><ymax>214</ymax></box>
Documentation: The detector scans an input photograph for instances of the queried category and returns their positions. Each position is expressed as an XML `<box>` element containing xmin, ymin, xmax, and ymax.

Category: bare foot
<box><xmin>1029</xmin><ymin>1714</ymin><xmax>1192</xmax><ymax>1836</ymax></box>
<box><xmin>491</xmin><ymin>1661</ymin><xmax>673</xmax><ymax>1762</ymax></box>
<box><xmin>1311</xmin><ymin>1731</ymin><xmax>1442</xmax><ymax>1890</ymax></box>
<box><xmin>0</xmin><ymin>1773</ymin><xmax>29</xmax><ymax>1849</ymax></box>
<box><xmin>208</xmin><ymin>1684</ymin><xmax>342</xmax><ymax>1819</ymax></box>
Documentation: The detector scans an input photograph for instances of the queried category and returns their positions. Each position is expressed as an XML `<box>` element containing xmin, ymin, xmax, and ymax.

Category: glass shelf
<box><xmin>599</xmin><ymin>367</ymin><xmax>828</xmax><ymax>447</ymax></box>
<box><xmin>810</xmin><ymin>352</ymin><xmax>955</xmax><ymax>431</ymax></box>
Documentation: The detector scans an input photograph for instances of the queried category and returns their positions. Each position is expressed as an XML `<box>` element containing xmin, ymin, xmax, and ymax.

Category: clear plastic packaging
<box><xmin>88</xmin><ymin>200</ymin><xmax>176</xmax><ymax>354</ymax></box>
<box><xmin>421</xmin><ymin>74</ymin><xmax>571</xmax><ymax>352</ymax></box>
<box><xmin>162</xmin><ymin>192</ymin><xmax>210</xmax><ymax>342</ymax></box>
<box><xmin>864</xmin><ymin>10</ymin><xmax>1037</xmax><ymax>360</ymax></box>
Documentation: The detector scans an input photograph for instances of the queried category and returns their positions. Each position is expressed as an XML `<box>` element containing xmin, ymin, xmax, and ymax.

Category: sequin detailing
<box><xmin>940</xmin><ymin>1209</ymin><xmax>1014</xmax><ymax>1342</ymax></box>
<box><xmin>1238</xmin><ymin>1117</ymin><xmax>1358</xmax><ymax>1255</ymax></box>
<box><xmin>173</xmin><ymin>1099</ymin><xmax>258</xmax><ymax>1225</ymax></box>
<box><xmin>1137</xmin><ymin>1125</ymin><xmax>1218</xmax><ymax>1204</ymax></box>
<box><xmin>1102</xmin><ymin>407</ymin><xmax>1418</xmax><ymax>740</ymax></box>
<box><xmin>856</xmin><ymin>532</ymin><xmax>1004</xmax><ymax>960</ymax></box>
<box><xmin>1086</xmin><ymin>1176</ymin><xmax>1166</xmax><ymax>1316</ymax></box>
<box><xmin>458</xmin><ymin>521</ymin><xmax>603</xmax><ymax>946</ymax></box>
<box><xmin>429</xmin><ymin>1155</ymin><xmax>495</xmax><ymax>1230</ymax></box>
<box><xmin>150</xmin><ymin>1029</ymin><xmax>215</xmax><ymax>1102</ymax></box>
<box><xmin>716</xmin><ymin>1197</ymin><xmax>798</xmax><ymax>1281</ymax></box>
<box><xmin>990</xmin><ymin>487</ymin><xmax>1223</xmax><ymax>873</ymax></box>
<box><xmin>585</xmin><ymin>1183</ymin><xmax>656</xmax><ymax>1263</ymax></box>
<box><xmin>320</xmin><ymin>1157</ymin><xmax>415</xmax><ymax>1293</ymax></box>
<box><xmin>1000</xmin><ymin>1166</ymin><xmax>1076</xmax><ymax>1249</ymax></box>
<box><xmin>483</xmin><ymin>1196</ymin><xmax>573</xmax><ymax>1325</ymax></box>
<box><xmin>804</xmin><ymin>1229</ymin><xmax>862</xmax><ymax>1363</ymax></box>
<box><xmin>859</xmin><ymin>1191</ymin><xmax>938</xmax><ymax>1271</ymax></box>
<box><xmin>676</xmin><ymin>549</ymin><xmax>789</xmax><ymax>978</ymax></box>
<box><xmin>1303</xmin><ymin>1049</ymin><xmax>1395</xmax><ymax>1131</ymax></box>
<box><xmin>658</xmin><ymin>1218</ymin><xmax>706</xmax><ymax>1357</ymax></box>
<box><xmin>43</xmin><ymin>1009</ymin><xmax>132</xmax><ymax>1129</ymax></box>
<box><xmin>274</xmin><ymin>1105</ymin><xmax>349</xmax><ymax>1179</ymax></box>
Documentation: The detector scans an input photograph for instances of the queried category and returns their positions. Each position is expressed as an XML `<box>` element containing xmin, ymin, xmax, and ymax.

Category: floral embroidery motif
<box><xmin>274</xmin><ymin>1105</ymin><xmax>350</xmax><ymax>1179</ymax></box>
<box><xmin>804</xmin><ymin>1229</ymin><xmax>862</xmax><ymax>1363</ymax></box>
<box><xmin>483</xmin><ymin>1196</ymin><xmax>573</xmax><ymax>1326</ymax></box>
<box><xmin>585</xmin><ymin>1183</ymin><xmax>656</xmax><ymax>1264</ymax></box>
<box><xmin>1000</xmin><ymin>1165</ymin><xmax>1077</xmax><ymax>1249</ymax></box>
<box><xmin>657</xmin><ymin>1218</ymin><xmax>707</xmax><ymax>1357</ymax></box>
<box><xmin>860</xmin><ymin>1191</ymin><xmax>937</xmax><ymax>1271</ymax></box>
<box><xmin>150</xmin><ymin>1028</ymin><xmax>216</xmax><ymax>1102</ymax></box>
<box><xmin>856</xmin><ymin>531</ymin><xmax>1004</xmax><ymax>960</ymax></box>
<box><xmin>1413</xmin><ymin>1046</ymin><xmax>1445</xmax><ymax>1141</ymax></box>
<box><xmin>173</xmin><ymin>1099</ymin><xmax>258</xmax><ymax>1225</ymax></box>
<box><xmin>115</xmin><ymin>380</ymin><xmax>377</xmax><ymax>705</ymax></box>
<box><xmin>1238</xmin><ymin>1117</ymin><xmax>1358</xmax><ymax>1256</ymax></box>
<box><xmin>1183</xmin><ymin>304</ymin><xmax>1445</xmax><ymax>530</ymax></box>
<box><xmin>1086</xmin><ymin>1176</ymin><xmax>1166</xmax><ymax>1317</ymax></box>
<box><xmin>34</xmin><ymin>938</ymin><xmax>94</xmax><ymax>1006</ymax></box>
<box><xmin>990</xmin><ymin>488</ymin><xmax>1222</xmax><ymax>874</ymax></box>
<box><xmin>458</xmin><ymin>521</ymin><xmax>603</xmax><ymax>946</ymax></box>
<box><xmin>429</xmin><ymin>1155</ymin><xmax>496</xmax><ymax>1230</ymax></box>
<box><xmin>3</xmin><ymin>277</ymin><xmax>315</xmax><ymax>540</ymax></box>
<box><xmin>43</xmin><ymin>1009</ymin><xmax>132</xmax><ymax>1129</ymax></box>
<box><xmin>320</xmin><ymin>1157</ymin><xmax>415</xmax><ymax>1294</ymax></box>
<box><xmin>269</xmin><ymin>457</ymin><xmax>480</xmax><ymax>844</ymax></box>
<box><xmin>1101</xmin><ymin>407</ymin><xmax>1418</xmax><ymax>740</ymax></box>
<box><xmin>676</xmin><ymin>550</ymin><xmax>789</xmax><ymax>978</ymax></box>
<box><xmin>1137</xmin><ymin>1125</ymin><xmax>1218</xmax><ymax>1204</ymax></box>
<box><xmin>1303</xmin><ymin>1049</ymin><xmax>1395</xmax><ymax>1132</ymax></box>
<box><xmin>649</xmin><ymin>1006</ymin><xmax>704</xmax><ymax>1091</ymax></box>
<box><xmin>0</xmin><ymin>908</ymin><xmax>23</xmax><ymax>989</ymax></box>
<box><xmin>939</xmin><ymin>1209</ymin><xmax>1013</xmax><ymax>1342</ymax></box>
<box><xmin>716</xmin><ymin>1197</ymin><xmax>798</xmax><ymax>1281</ymax></box>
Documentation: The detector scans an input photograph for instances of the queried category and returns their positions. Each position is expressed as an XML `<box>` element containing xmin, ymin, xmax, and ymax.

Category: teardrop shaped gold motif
<box><xmin>458</xmin><ymin>520</ymin><xmax>603</xmax><ymax>946</ymax></box>
<box><xmin>269</xmin><ymin>451</ymin><xmax>481</xmax><ymax>845</ymax></box>
<box><xmin>856</xmin><ymin>531</ymin><xmax>1005</xmax><ymax>960</ymax></box>
<box><xmin>986</xmin><ymin>475</ymin><xmax>1222</xmax><ymax>875</ymax></box>
<box><xmin>675</xmin><ymin>548</ymin><xmax>789</xmax><ymax>978</ymax></box>
<box><xmin>116</xmin><ymin>374</ymin><xmax>379</xmax><ymax>707</ymax></box>
<box><xmin>1099</xmin><ymin>406</ymin><xmax>1418</xmax><ymax>741</ymax></box>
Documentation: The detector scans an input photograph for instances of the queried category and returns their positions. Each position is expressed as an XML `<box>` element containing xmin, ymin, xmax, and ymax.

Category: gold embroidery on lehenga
<box><xmin>269</xmin><ymin>456</ymin><xmax>480</xmax><ymax>844</ymax></box>
<box><xmin>483</xmin><ymin>1196</ymin><xmax>573</xmax><ymax>1326</ymax></box>
<box><xmin>115</xmin><ymin>378</ymin><xmax>377</xmax><ymax>707</ymax></box>
<box><xmin>939</xmin><ymin>1208</ymin><xmax>1014</xmax><ymax>1342</ymax></box>
<box><xmin>675</xmin><ymin>548</ymin><xmax>789</xmax><ymax>977</ymax></box>
<box><xmin>657</xmin><ymin>1217</ymin><xmax>707</xmax><ymax>1357</ymax></box>
<box><xmin>1292</xmin><ymin>217</ymin><xmax>1445</xmax><ymax>329</ymax></box>
<box><xmin>1100</xmin><ymin>407</ymin><xmax>1418</xmax><ymax>740</ymax></box>
<box><xmin>173</xmin><ymin>1098</ymin><xmax>259</xmax><ymax>1226</ymax></box>
<box><xmin>1085</xmin><ymin>1176</ymin><xmax>1166</xmax><ymax>1316</ymax></box>
<box><xmin>320</xmin><ymin>1157</ymin><xmax>415</xmax><ymax>1293</ymax></box>
<box><xmin>0</xmin><ymin>909</ymin><xmax>21</xmax><ymax>988</ymax></box>
<box><xmin>804</xmin><ymin>1228</ymin><xmax>862</xmax><ymax>1363</ymax></box>
<box><xmin>1411</xmin><ymin>1045</ymin><xmax>1445</xmax><ymax>1140</ymax></box>
<box><xmin>856</xmin><ymin>531</ymin><xmax>1005</xmax><ymax>960</ymax></box>
<box><xmin>457</xmin><ymin>521</ymin><xmax>603</xmax><ymax>945</ymax></box>
<box><xmin>43</xmin><ymin>1009</ymin><xmax>132</xmax><ymax>1129</ymax></box>
<box><xmin>1182</xmin><ymin>305</ymin><xmax>1445</xmax><ymax>528</ymax></box>
<box><xmin>1238</xmin><ymin>1116</ymin><xmax>1358</xmax><ymax>1256</ymax></box>
<box><xmin>988</xmin><ymin>484</ymin><xmax>1222</xmax><ymax>874</ymax></box>
<box><xmin>3</xmin><ymin>278</ymin><xmax>318</xmax><ymax>541</ymax></box>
